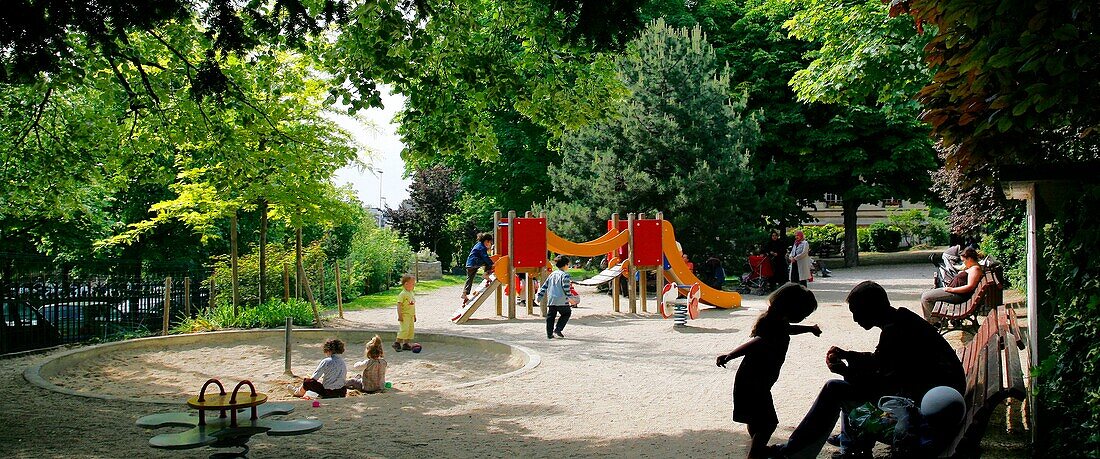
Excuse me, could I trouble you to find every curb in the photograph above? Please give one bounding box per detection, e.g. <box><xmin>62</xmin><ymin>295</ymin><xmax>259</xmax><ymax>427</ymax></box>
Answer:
<box><xmin>23</xmin><ymin>329</ymin><xmax>540</xmax><ymax>405</ymax></box>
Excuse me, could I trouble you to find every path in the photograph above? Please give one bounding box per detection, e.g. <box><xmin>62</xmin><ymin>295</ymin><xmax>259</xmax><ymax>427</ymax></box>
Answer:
<box><xmin>0</xmin><ymin>264</ymin><xmax>1026</xmax><ymax>458</ymax></box>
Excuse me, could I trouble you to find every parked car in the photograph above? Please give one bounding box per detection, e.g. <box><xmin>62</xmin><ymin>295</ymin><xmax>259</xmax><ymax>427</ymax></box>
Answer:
<box><xmin>38</xmin><ymin>302</ymin><xmax>126</xmax><ymax>343</ymax></box>
<box><xmin>1</xmin><ymin>299</ymin><xmax>61</xmax><ymax>354</ymax></box>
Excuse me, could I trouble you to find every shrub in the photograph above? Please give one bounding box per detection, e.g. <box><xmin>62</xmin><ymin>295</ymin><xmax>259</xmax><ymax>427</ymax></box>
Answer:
<box><xmin>207</xmin><ymin>241</ymin><xmax>346</xmax><ymax>308</ymax></box>
<box><xmin>857</xmin><ymin>226</ymin><xmax>873</xmax><ymax>251</ymax></box>
<box><xmin>866</xmin><ymin>222</ymin><xmax>901</xmax><ymax>252</ymax></box>
<box><xmin>887</xmin><ymin>208</ymin><xmax>951</xmax><ymax>247</ymax></box>
<box><xmin>1034</xmin><ymin>186</ymin><xmax>1100</xmax><ymax>457</ymax></box>
<box><xmin>792</xmin><ymin>224</ymin><xmax>844</xmax><ymax>256</ymax></box>
<box><xmin>980</xmin><ymin>206</ymin><xmax>1026</xmax><ymax>290</ymax></box>
<box><xmin>172</xmin><ymin>299</ymin><xmax>315</xmax><ymax>333</ymax></box>
<box><xmin>346</xmin><ymin>223</ymin><xmax>413</xmax><ymax>295</ymax></box>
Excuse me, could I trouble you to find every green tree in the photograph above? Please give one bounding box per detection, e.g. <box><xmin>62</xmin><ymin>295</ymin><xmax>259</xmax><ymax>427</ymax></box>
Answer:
<box><xmin>384</xmin><ymin>165</ymin><xmax>461</xmax><ymax>269</ymax></box>
<box><xmin>552</xmin><ymin>19</ymin><xmax>760</xmax><ymax>258</ymax></box>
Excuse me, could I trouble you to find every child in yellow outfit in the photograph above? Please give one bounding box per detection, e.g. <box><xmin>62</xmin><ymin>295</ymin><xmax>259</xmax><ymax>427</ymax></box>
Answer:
<box><xmin>393</xmin><ymin>274</ymin><xmax>416</xmax><ymax>352</ymax></box>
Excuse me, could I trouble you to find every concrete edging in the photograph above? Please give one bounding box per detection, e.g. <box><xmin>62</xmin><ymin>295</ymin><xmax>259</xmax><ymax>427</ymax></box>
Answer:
<box><xmin>23</xmin><ymin>328</ymin><xmax>540</xmax><ymax>405</ymax></box>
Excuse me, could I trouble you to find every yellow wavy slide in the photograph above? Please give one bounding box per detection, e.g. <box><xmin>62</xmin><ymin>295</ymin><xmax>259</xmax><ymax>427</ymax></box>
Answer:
<box><xmin>546</xmin><ymin>229</ymin><xmax>630</xmax><ymax>257</ymax></box>
<box><xmin>661</xmin><ymin>220</ymin><xmax>742</xmax><ymax>308</ymax></box>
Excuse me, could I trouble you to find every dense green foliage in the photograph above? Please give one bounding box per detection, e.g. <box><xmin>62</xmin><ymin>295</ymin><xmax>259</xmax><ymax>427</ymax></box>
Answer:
<box><xmin>889</xmin><ymin>0</ymin><xmax>1100</xmax><ymax>171</ymax></box>
<box><xmin>551</xmin><ymin>20</ymin><xmax>760</xmax><ymax>258</ymax></box>
<box><xmin>173</xmin><ymin>299</ymin><xmax>316</xmax><ymax>333</ymax></box>
<box><xmin>384</xmin><ymin>165</ymin><xmax>460</xmax><ymax>269</ymax></box>
<box><xmin>1034</xmin><ymin>186</ymin><xmax>1100</xmax><ymax>457</ymax></box>
<box><xmin>864</xmin><ymin>223</ymin><xmax>902</xmax><ymax>253</ymax></box>
<box><xmin>791</xmin><ymin>224</ymin><xmax>844</xmax><ymax>256</ymax></box>
<box><xmin>887</xmin><ymin>208</ymin><xmax>949</xmax><ymax>247</ymax></box>
<box><xmin>345</xmin><ymin>222</ymin><xmax>414</xmax><ymax>296</ymax></box>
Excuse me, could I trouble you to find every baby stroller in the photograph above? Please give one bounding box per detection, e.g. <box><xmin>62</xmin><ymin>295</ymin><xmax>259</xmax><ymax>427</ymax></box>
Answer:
<box><xmin>738</xmin><ymin>254</ymin><xmax>774</xmax><ymax>295</ymax></box>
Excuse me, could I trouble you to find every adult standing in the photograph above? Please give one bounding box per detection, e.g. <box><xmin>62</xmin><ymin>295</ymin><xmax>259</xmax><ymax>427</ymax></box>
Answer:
<box><xmin>764</xmin><ymin>231</ymin><xmax>788</xmax><ymax>289</ymax></box>
<box><xmin>775</xmin><ymin>281</ymin><xmax>965</xmax><ymax>458</ymax></box>
<box><xmin>920</xmin><ymin>247</ymin><xmax>983</xmax><ymax>320</ymax></box>
<box><xmin>788</xmin><ymin>230</ymin><xmax>811</xmax><ymax>287</ymax></box>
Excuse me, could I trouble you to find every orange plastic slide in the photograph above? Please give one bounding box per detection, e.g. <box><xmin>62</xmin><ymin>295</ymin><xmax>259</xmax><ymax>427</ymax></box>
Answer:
<box><xmin>546</xmin><ymin>229</ymin><xmax>630</xmax><ymax>257</ymax></box>
<box><xmin>660</xmin><ymin>220</ymin><xmax>742</xmax><ymax>308</ymax></box>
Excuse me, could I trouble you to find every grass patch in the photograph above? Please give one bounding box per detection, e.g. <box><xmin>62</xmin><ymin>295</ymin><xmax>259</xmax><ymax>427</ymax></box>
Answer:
<box><xmin>340</xmin><ymin>275</ymin><xmax>466</xmax><ymax>311</ymax></box>
<box><xmin>567</xmin><ymin>267</ymin><xmax>599</xmax><ymax>281</ymax></box>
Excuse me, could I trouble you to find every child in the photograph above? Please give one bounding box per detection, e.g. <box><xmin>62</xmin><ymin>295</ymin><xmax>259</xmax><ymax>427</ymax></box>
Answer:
<box><xmin>393</xmin><ymin>274</ymin><xmax>416</xmax><ymax>352</ymax></box>
<box><xmin>462</xmin><ymin>232</ymin><xmax>495</xmax><ymax>303</ymax></box>
<box><xmin>537</xmin><ymin>255</ymin><xmax>578</xmax><ymax>339</ymax></box>
<box><xmin>716</xmin><ymin>283</ymin><xmax>821</xmax><ymax>458</ymax></box>
<box><xmin>293</xmin><ymin>338</ymin><xmax>348</xmax><ymax>399</ymax></box>
<box><xmin>346</xmin><ymin>335</ymin><xmax>388</xmax><ymax>393</ymax></box>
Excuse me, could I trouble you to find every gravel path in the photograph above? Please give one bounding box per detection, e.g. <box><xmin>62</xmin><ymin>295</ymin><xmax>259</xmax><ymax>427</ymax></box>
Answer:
<box><xmin>0</xmin><ymin>263</ymin><xmax>1026</xmax><ymax>458</ymax></box>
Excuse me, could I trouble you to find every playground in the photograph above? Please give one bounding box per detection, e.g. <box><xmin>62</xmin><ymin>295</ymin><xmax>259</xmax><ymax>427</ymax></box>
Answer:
<box><xmin>0</xmin><ymin>262</ymin><xmax>1027</xmax><ymax>458</ymax></box>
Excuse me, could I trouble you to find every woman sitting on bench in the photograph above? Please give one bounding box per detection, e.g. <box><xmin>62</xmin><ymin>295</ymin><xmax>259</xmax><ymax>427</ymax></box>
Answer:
<box><xmin>920</xmin><ymin>247</ymin><xmax>983</xmax><ymax>320</ymax></box>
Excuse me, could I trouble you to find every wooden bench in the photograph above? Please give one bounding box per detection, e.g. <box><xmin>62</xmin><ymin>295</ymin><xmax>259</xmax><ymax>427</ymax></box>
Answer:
<box><xmin>945</xmin><ymin>304</ymin><xmax>1027</xmax><ymax>458</ymax></box>
<box><xmin>930</xmin><ymin>270</ymin><xmax>1003</xmax><ymax>335</ymax></box>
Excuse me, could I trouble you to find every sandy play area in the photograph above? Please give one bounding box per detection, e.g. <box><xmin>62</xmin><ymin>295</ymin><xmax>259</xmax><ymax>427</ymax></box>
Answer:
<box><xmin>0</xmin><ymin>263</ymin><xmax>1028</xmax><ymax>458</ymax></box>
<box><xmin>44</xmin><ymin>334</ymin><xmax>527</xmax><ymax>401</ymax></box>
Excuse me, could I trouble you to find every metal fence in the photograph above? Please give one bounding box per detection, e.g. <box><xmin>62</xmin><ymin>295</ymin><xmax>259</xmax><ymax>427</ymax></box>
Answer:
<box><xmin>1</xmin><ymin>277</ymin><xmax>208</xmax><ymax>354</ymax></box>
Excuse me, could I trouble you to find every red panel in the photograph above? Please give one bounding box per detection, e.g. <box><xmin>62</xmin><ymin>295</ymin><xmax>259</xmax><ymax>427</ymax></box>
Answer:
<box><xmin>633</xmin><ymin>219</ymin><xmax>663</xmax><ymax>266</ymax></box>
<box><xmin>511</xmin><ymin>218</ymin><xmax>547</xmax><ymax>268</ymax></box>
<box><xmin>495</xmin><ymin>219</ymin><xmax>509</xmax><ymax>256</ymax></box>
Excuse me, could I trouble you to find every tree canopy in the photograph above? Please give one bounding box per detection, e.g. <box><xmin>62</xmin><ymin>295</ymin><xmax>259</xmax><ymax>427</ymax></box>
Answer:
<box><xmin>551</xmin><ymin>19</ymin><xmax>760</xmax><ymax>258</ymax></box>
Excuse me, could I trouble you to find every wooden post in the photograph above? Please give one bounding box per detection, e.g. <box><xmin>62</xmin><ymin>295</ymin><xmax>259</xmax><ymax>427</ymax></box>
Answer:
<box><xmin>184</xmin><ymin>277</ymin><xmax>191</xmax><ymax>317</ymax></box>
<box><xmin>230</xmin><ymin>212</ymin><xmax>239</xmax><ymax>316</ymax></box>
<box><xmin>284</xmin><ymin>318</ymin><xmax>293</xmax><ymax>376</ymax></box>
<box><xmin>627</xmin><ymin>213</ymin><xmax>637</xmax><ymax>313</ymax></box>
<box><xmin>493</xmin><ymin>211</ymin><xmax>503</xmax><ymax>317</ymax></box>
<box><xmin>539</xmin><ymin>211</ymin><xmax>549</xmax><ymax>317</ymax></box>
<box><xmin>283</xmin><ymin>262</ymin><xmax>290</xmax><ymax>303</ymax></box>
<box><xmin>524</xmin><ymin>211</ymin><xmax>534</xmax><ymax>315</ymax></box>
<box><xmin>259</xmin><ymin>199</ymin><xmax>268</xmax><ymax>304</ymax></box>
<box><xmin>335</xmin><ymin>262</ymin><xmax>344</xmax><ymax>319</ymax></box>
<box><xmin>297</xmin><ymin>255</ymin><xmax>322</xmax><ymax>326</ymax></box>
<box><xmin>638</xmin><ymin>213</ymin><xmax>647</xmax><ymax>313</ymax></box>
<box><xmin>162</xmin><ymin>277</ymin><xmax>172</xmax><ymax>336</ymax></box>
<box><xmin>656</xmin><ymin>212</ymin><xmax>665</xmax><ymax>312</ymax></box>
<box><xmin>318</xmin><ymin>261</ymin><xmax>324</xmax><ymax>306</ymax></box>
<box><xmin>611</xmin><ymin>213</ymin><xmax>621</xmax><ymax>313</ymax></box>
<box><xmin>507</xmin><ymin>210</ymin><xmax>516</xmax><ymax>319</ymax></box>
<box><xmin>295</xmin><ymin>228</ymin><xmax>303</xmax><ymax>300</ymax></box>
<box><xmin>209</xmin><ymin>266</ymin><xmax>216</xmax><ymax>309</ymax></box>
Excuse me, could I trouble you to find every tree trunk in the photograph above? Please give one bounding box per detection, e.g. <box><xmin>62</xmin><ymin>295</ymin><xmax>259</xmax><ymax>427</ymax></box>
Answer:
<box><xmin>295</xmin><ymin>227</ymin><xmax>303</xmax><ymax>300</ymax></box>
<box><xmin>843</xmin><ymin>199</ymin><xmax>860</xmax><ymax>268</ymax></box>
<box><xmin>231</xmin><ymin>212</ymin><xmax>240</xmax><ymax>316</ymax></box>
<box><xmin>258</xmin><ymin>199</ymin><xmax>268</xmax><ymax>305</ymax></box>
<box><xmin>296</xmin><ymin>229</ymin><xmax>322</xmax><ymax>326</ymax></box>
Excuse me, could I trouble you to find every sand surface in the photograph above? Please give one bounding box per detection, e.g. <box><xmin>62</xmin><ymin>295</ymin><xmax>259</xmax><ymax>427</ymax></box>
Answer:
<box><xmin>0</xmin><ymin>263</ymin><xmax>1028</xmax><ymax>458</ymax></box>
<box><xmin>50</xmin><ymin>336</ymin><xmax>525</xmax><ymax>401</ymax></box>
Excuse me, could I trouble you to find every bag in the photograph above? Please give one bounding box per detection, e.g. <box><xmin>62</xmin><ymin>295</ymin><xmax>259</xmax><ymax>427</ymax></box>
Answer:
<box><xmin>947</xmin><ymin>271</ymin><xmax>968</xmax><ymax>288</ymax></box>
<box><xmin>567</xmin><ymin>283</ymin><xmax>580</xmax><ymax>306</ymax></box>
<box><xmin>846</xmin><ymin>397</ymin><xmax>921</xmax><ymax>448</ymax></box>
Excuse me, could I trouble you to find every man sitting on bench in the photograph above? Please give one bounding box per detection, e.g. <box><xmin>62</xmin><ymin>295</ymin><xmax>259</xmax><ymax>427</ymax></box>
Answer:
<box><xmin>774</xmin><ymin>281</ymin><xmax>965</xmax><ymax>458</ymax></box>
<box><xmin>920</xmin><ymin>247</ymin><xmax>984</xmax><ymax>321</ymax></box>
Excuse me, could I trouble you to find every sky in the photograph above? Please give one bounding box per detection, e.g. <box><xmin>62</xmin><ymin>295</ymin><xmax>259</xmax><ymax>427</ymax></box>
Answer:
<box><xmin>329</xmin><ymin>87</ymin><xmax>412</xmax><ymax>210</ymax></box>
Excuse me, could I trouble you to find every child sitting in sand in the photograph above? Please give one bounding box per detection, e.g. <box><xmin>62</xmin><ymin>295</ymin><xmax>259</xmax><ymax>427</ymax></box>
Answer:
<box><xmin>716</xmin><ymin>283</ymin><xmax>821</xmax><ymax>459</ymax></box>
<box><xmin>293</xmin><ymin>338</ymin><xmax>348</xmax><ymax>399</ymax></box>
<box><xmin>394</xmin><ymin>274</ymin><xmax>417</xmax><ymax>352</ymax></box>
<box><xmin>346</xmin><ymin>335</ymin><xmax>388</xmax><ymax>393</ymax></box>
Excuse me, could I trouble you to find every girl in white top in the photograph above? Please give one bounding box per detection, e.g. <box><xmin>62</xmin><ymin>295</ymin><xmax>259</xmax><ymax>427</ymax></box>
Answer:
<box><xmin>293</xmin><ymin>338</ymin><xmax>348</xmax><ymax>398</ymax></box>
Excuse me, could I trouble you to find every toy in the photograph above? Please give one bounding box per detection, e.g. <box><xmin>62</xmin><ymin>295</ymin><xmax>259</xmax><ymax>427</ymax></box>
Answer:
<box><xmin>137</xmin><ymin>378</ymin><xmax>321</xmax><ymax>457</ymax></box>
<box><xmin>659</xmin><ymin>283</ymin><xmax>702</xmax><ymax>327</ymax></box>
<box><xmin>411</xmin><ymin>343</ymin><xmax>422</xmax><ymax>353</ymax></box>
